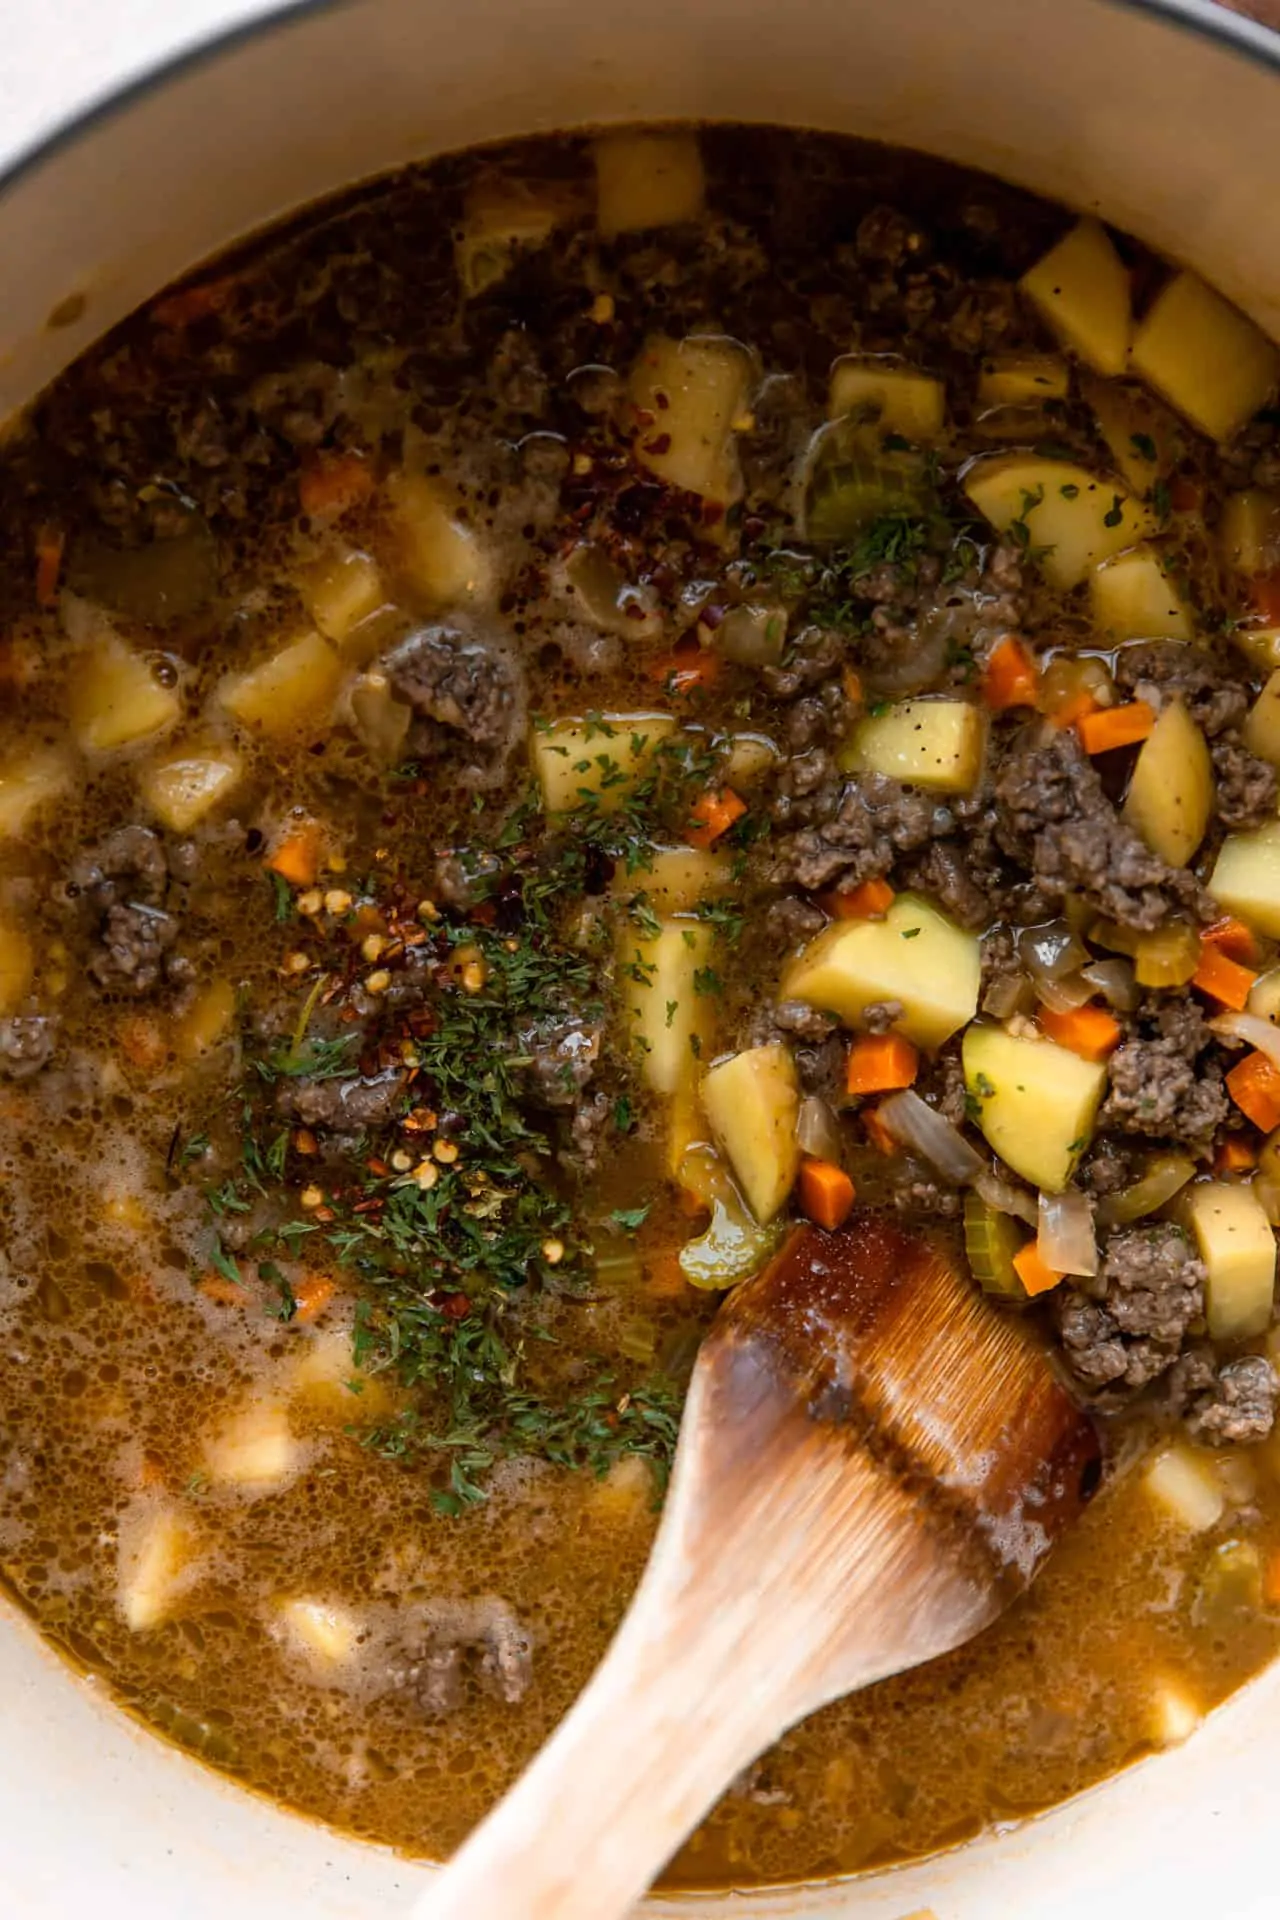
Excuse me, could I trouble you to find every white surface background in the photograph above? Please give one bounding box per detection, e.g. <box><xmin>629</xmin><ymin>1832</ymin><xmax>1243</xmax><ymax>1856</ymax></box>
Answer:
<box><xmin>0</xmin><ymin>0</ymin><xmax>286</xmax><ymax>172</ymax></box>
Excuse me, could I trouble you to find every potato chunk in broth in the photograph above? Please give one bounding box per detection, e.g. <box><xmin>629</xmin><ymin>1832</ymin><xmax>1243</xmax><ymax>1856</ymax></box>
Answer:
<box><xmin>2</xmin><ymin>125</ymin><xmax>1280</xmax><ymax>1889</ymax></box>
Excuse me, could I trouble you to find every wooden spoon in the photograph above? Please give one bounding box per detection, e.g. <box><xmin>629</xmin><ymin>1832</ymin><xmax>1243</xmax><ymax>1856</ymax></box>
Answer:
<box><xmin>415</xmin><ymin>1209</ymin><xmax>1101</xmax><ymax>1920</ymax></box>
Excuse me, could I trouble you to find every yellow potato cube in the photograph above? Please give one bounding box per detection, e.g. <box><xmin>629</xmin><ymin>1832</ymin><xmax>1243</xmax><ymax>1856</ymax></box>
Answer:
<box><xmin>1219</xmin><ymin>488</ymin><xmax>1280</xmax><ymax>575</ymax></box>
<box><xmin>1142</xmin><ymin>1446</ymin><xmax>1225</xmax><ymax>1533</ymax></box>
<box><xmin>290</xmin><ymin>1328</ymin><xmax>394</xmax><ymax>1421</ymax></box>
<box><xmin>276</xmin><ymin>1596</ymin><xmax>362</xmax><ymax>1669</ymax></box>
<box><xmin>1081</xmin><ymin>373</ymin><xmax>1181</xmax><ymax>496</ymax></box>
<box><xmin>614</xmin><ymin>845</ymin><xmax>730</xmax><ymax>914</ymax></box>
<box><xmin>0</xmin><ymin>746</ymin><xmax>75</xmax><ymax>840</ymax></box>
<box><xmin>827</xmin><ymin>358</ymin><xmax>946</xmax><ymax>440</ymax></box>
<box><xmin>203</xmin><ymin>1400</ymin><xmax>300</xmax><ymax>1490</ymax></box>
<box><xmin>1130</xmin><ymin>270</ymin><xmax>1280</xmax><ymax>441</ymax></box>
<box><xmin>1089</xmin><ymin>547</ymin><xmax>1192</xmax><ymax>641</ymax></box>
<box><xmin>118</xmin><ymin>1504</ymin><xmax>199</xmax><ymax>1631</ymax></box>
<box><xmin>70</xmin><ymin>634</ymin><xmax>180</xmax><ymax>753</ymax></box>
<box><xmin>962</xmin><ymin>1025</ymin><xmax>1106</xmax><ymax>1192</ymax></box>
<box><xmin>594</xmin><ymin>130</ymin><xmax>705</xmax><ymax>237</ymax></box>
<box><xmin>1020</xmin><ymin>218</ymin><xmax>1132</xmax><ymax>375</ymax></box>
<box><xmin>701</xmin><ymin>1043</ymin><xmax>801</xmax><ymax>1225</ymax></box>
<box><xmin>1209</xmin><ymin>822</ymin><xmax>1280</xmax><ymax>937</ymax></box>
<box><xmin>532</xmin><ymin>713</ymin><xmax>677</xmax><ymax>813</ymax></box>
<box><xmin>1183</xmin><ymin>1181</ymin><xmax>1276</xmax><ymax>1341</ymax></box>
<box><xmin>841</xmin><ymin>698</ymin><xmax>986</xmax><ymax>794</ymax></box>
<box><xmin>140</xmin><ymin>745</ymin><xmax>243</xmax><ymax>831</ymax></box>
<box><xmin>781</xmin><ymin>894</ymin><xmax>979</xmax><ymax>1052</ymax></box>
<box><xmin>628</xmin><ymin>335</ymin><xmax>752</xmax><ymax>503</ymax></box>
<box><xmin>619</xmin><ymin>916</ymin><xmax>715</xmax><ymax>1097</ymax></box>
<box><xmin>1244</xmin><ymin>671</ymin><xmax>1280</xmax><ymax>769</ymax></box>
<box><xmin>964</xmin><ymin>455</ymin><xmax>1155</xmax><ymax>589</ymax></box>
<box><xmin>386</xmin><ymin>475</ymin><xmax>490</xmax><ymax>608</ymax></box>
<box><xmin>301</xmin><ymin>547</ymin><xmax>394</xmax><ymax>657</ymax></box>
<box><xmin>219</xmin><ymin>631</ymin><xmax>343</xmax><ymax>738</ymax></box>
<box><xmin>977</xmin><ymin>354</ymin><xmax>1070</xmax><ymax>406</ymax></box>
<box><xmin>1147</xmin><ymin>1676</ymin><xmax>1204</xmax><ymax>1749</ymax></box>
<box><xmin>1123</xmin><ymin>698</ymin><xmax>1214</xmax><ymax>866</ymax></box>
<box><xmin>175</xmin><ymin>978</ymin><xmax>236</xmax><ymax>1060</ymax></box>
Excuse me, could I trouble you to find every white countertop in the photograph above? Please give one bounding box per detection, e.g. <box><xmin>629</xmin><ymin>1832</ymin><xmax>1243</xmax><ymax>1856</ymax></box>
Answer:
<box><xmin>0</xmin><ymin>0</ymin><xmax>285</xmax><ymax>174</ymax></box>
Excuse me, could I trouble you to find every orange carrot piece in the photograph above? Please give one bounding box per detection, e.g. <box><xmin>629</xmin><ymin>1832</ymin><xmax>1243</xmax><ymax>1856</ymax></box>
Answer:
<box><xmin>644</xmin><ymin>649</ymin><xmax>722</xmax><ymax>696</ymax></box>
<box><xmin>1077</xmin><ymin>699</ymin><xmax>1156</xmax><ymax>756</ymax></box>
<box><xmin>199</xmin><ymin>1274</ymin><xmax>251</xmax><ymax>1307</ymax></box>
<box><xmin>1191</xmin><ymin>943</ymin><xmax>1258</xmax><ymax>1012</ymax></box>
<box><xmin>266</xmin><ymin>821</ymin><xmax>324</xmax><ymax>888</ymax></box>
<box><xmin>826</xmin><ymin>876</ymin><xmax>895</xmax><ymax>921</ymax></box>
<box><xmin>982</xmin><ymin>635</ymin><xmax>1041</xmax><ymax>712</ymax></box>
<box><xmin>298</xmin><ymin>450</ymin><xmax>375</xmax><ymax>520</ymax></box>
<box><xmin>34</xmin><ymin>526</ymin><xmax>65</xmax><ymax>609</ymax></box>
<box><xmin>1214</xmin><ymin>1134</ymin><xmax>1259</xmax><ymax>1174</ymax></box>
<box><xmin>1037</xmin><ymin>1004</ymin><xmax>1122</xmax><ymax>1062</ymax></box>
<box><xmin>842</xmin><ymin>666</ymin><xmax>864</xmax><ymax>706</ymax></box>
<box><xmin>1014</xmin><ymin>1241</ymin><xmax>1065</xmax><ymax>1298</ymax></box>
<box><xmin>1264</xmin><ymin>1547</ymin><xmax>1280</xmax><ymax>1609</ymax></box>
<box><xmin>1226</xmin><ymin>1050</ymin><xmax>1280</xmax><ymax>1133</ymax></box>
<box><xmin>1201</xmin><ymin>916</ymin><xmax>1262</xmax><ymax>966</ymax></box>
<box><xmin>862</xmin><ymin>1105</ymin><xmax>900</xmax><ymax>1156</ymax></box>
<box><xmin>1250</xmin><ymin>571</ymin><xmax>1280</xmax><ymax>626</ymax></box>
<box><xmin>798</xmin><ymin>1158</ymin><xmax>857</xmax><ymax>1233</ymax></box>
<box><xmin>117</xmin><ymin>1014</ymin><xmax>168</xmax><ymax>1073</ymax></box>
<box><xmin>846</xmin><ymin>1032</ymin><xmax>920</xmax><ymax>1097</ymax></box>
<box><xmin>686</xmin><ymin>786</ymin><xmax>747</xmax><ymax>850</ymax></box>
<box><xmin>293</xmin><ymin>1276</ymin><xmax>337</xmax><ymax>1325</ymax></box>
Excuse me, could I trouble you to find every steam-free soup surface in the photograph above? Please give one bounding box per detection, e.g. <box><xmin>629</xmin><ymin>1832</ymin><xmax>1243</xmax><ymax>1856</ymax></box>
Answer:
<box><xmin>3</xmin><ymin>126</ymin><xmax>1280</xmax><ymax>1887</ymax></box>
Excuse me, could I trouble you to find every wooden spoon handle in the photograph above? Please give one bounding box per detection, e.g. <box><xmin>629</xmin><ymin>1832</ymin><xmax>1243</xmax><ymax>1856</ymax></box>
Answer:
<box><xmin>411</xmin><ymin>1578</ymin><xmax>781</xmax><ymax>1920</ymax></box>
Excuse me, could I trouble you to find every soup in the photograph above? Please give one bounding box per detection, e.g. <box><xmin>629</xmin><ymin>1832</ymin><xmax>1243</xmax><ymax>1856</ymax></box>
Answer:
<box><xmin>1</xmin><ymin>124</ymin><xmax>1280</xmax><ymax>1890</ymax></box>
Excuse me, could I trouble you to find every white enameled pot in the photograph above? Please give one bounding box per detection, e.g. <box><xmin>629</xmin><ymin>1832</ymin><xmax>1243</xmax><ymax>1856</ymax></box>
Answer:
<box><xmin>2</xmin><ymin>2</ymin><xmax>1279</xmax><ymax>1913</ymax></box>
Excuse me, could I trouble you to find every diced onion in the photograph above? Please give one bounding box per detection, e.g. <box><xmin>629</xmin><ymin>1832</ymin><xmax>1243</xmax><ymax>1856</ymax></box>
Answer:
<box><xmin>795</xmin><ymin>1095</ymin><xmax>843</xmax><ymax>1164</ymax></box>
<box><xmin>1209</xmin><ymin>1010</ymin><xmax>1280</xmax><ymax>1071</ymax></box>
<box><xmin>1017</xmin><ymin>922</ymin><xmax>1087</xmax><ymax>983</ymax></box>
<box><xmin>974</xmin><ymin>1167</ymin><xmax>1039</xmax><ymax>1227</ymax></box>
<box><xmin>1080</xmin><ymin>957</ymin><xmax>1139</xmax><ymax>1012</ymax></box>
<box><xmin>877</xmin><ymin>1089</ymin><xmax>985</xmax><ymax>1185</ymax></box>
<box><xmin>982</xmin><ymin>971</ymin><xmax>1029</xmax><ymax>1019</ymax></box>
<box><xmin>1037</xmin><ymin>1189</ymin><xmax>1098</xmax><ymax>1277</ymax></box>
<box><xmin>1035</xmin><ymin>970</ymin><xmax>1095</xmax><ymax>1014</ymax></box>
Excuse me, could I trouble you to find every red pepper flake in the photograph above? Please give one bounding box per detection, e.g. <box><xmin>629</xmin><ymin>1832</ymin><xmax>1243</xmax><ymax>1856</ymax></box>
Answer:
<box><xmin>641</xmin><ymin>433</ymin><xmax>673</xmax><ymax>457</ymax></box>
<box><xmin>366</xmin><ymin>1157</ymin><xmax>389</xmax><ymax>1177</ymax></box>
<box><xmin>440</xmin><ymin>1292</ymin><xmax>471</xmax><ymax>1320</ymax></box>
<box><xmin>312</xmin><ymin>1206</ymin><xmax>336</xmax><ymax>1225</ymax></box>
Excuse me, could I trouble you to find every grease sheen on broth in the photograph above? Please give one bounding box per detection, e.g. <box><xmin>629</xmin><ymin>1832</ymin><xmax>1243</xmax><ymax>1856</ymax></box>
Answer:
<box><xmin>0</xmin><ymin>125</ymin><xmax>1279</xmax><ymax>1890</ymax></box>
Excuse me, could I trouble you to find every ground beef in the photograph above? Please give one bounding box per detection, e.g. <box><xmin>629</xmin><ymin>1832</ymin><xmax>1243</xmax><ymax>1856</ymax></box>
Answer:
<box><xmin>1054</xmin><ymin>1224</ymin><xmax>1205</xmax><ymax>1396</ymax></box>
<box><xmin>1102</xmin><ymin>998</ymin><xmax>1228</xmax><ymax>1146</ymax></box>
<box><xmin>771</xmin><ymin>771</ymin><xmax>951</xmax><ymax>892</ymax></box>
<box><xmin>1211</xmin><ymin>735</ymin><xmax>1278</xmax><ymax>828</ymax></box>
<box><xmin>1175</xmin><ymin>1351</ymin><xmax>1280</xmax><ymax>1444</ymax></box>
<box><xmin>890</xmin><ymin>1163</ymin><xmax>963</xmax><ymax>1219</ymax></box>
<box><xmin>993</xmin><ymin>726</ymin><xmax>1208</xmax><ymax>930</ymax></box>
<box><xmin>384</xmin><ymin>1597</ymin><xmax>533</xmax><ymax>1715</ymax></box>
<box><xmin>760</xmin><ymin>626</ymin><xmax>846</xmax><ymax>701</ymax></box>
<box><xmin>1114</xmin><ymin>640</ymin><xmax>1247</xmax><ymax>738</ymax></box>
<box><xmin>793</xmin><ymin>1033</ymin><xmax>847</xmax><ymax>1105</ymax></box>
<box><xmin>519</xmin><ymin>1015</ymin><xmax>602</xmax><ymax>1109</ymax></box>
<box><xmin>432</xmin><ymin>848</ymin><xmax>502</xmax><ymax>911</ymax></box>
<box><xmin>0</xmin><ymin>1016</ymin><xmax>55</xmax><ymax>1078</ymax></box>
<box><xmin>764</xmin><ymin>895</ymin><xmax>827</xmax><ymax>948</ymax></box>
<box><xmin>861</xmin><ymin>999</ymin><xmax>904</xmax><ymax>1036</ymax></box>
<box><xmin>275</xmin><ymin>1070</ymin><xmax>404</xmax><ymax>1132</ymax></box>
<box><xmin>67</xmin><ymin>825</ymin><xmax>184</xmax><ymax>996</ymax></box>
<box><xmin>901</xmin><ymin>838</ymin><xmax>991</xmax><ymax>929</ymax></box>
<box><xmin>385</xmin><ymin>618</ymin><xmax>526</xmax><ymax>779</ymax></box>
<box><xmin>561</xmin><ymin>1088</ymin><xmax>612</xmax><ymax>1178</ymax></box>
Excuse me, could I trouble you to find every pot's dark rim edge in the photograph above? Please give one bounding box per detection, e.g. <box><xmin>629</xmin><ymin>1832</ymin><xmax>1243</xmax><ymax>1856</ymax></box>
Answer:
<box><xmin>0</xmin><ymin>0</ymin><xmax>1279</xmax><ymax>222</ymax></box>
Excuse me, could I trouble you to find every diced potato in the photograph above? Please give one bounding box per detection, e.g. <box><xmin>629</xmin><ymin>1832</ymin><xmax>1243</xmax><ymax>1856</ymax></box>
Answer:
<box><xmin>978</xmin><ymin>354</ymin><xmax>1070</xmax><ymax>406</ymax></box>
<box><xmin>175</xmin><ymin>978</ymin><xmax>235</xmax><ymax>1060</ymax></box>
<box><xmin>386</xmin><ymin>474</ymin><xmax>490</xmax><ymax>608</ymax></box>
<box><xmin>827</xmin><ymin>357</ymin><xmax>946</xmax><ymax>441</ymax></box>
<box><xmin>628</xmin><ymin>335</ymin><xmax>752</xmax><ymax>504</ymax></box>
<box><xmin>0</xmin><ymin>746</ymin><xmax>75</xmax><ymax>840</ymax></box>
<box><xmin>964</xmin><ymin>456</ymin><xmax>1155</xmax><ymax>589</ymax></box>
<box><xmin>722</xmin><ymin>732</ymin><xmax>778</xmax><ymax>788</ymax></box>
<box><xmin>301</xmin><ymin>548</ymin><xmax>394</xmax><ymax>658</ymax></box>
<box><xmin>962</xmin><ymin>1025</ymin><xmax>1106</xmax><ymax>1192</ymax></box>
<box><xmin>1244</xmin><ymin>670</ymin><xmax>1280</xmax><ymax>769</ymax></box>
<box><xmin>118</xmin><ymin>1504</ymin><xmax>199</xmax><ymax>1631</ymax></box>
<box><xmin>203</xmin><ymin>1399</ymin><xmax>300</xmax><ymax>1490</ymax></box>
<box><xmin>1089</xmin><ymin>547</ymin><xmax>1192</xmax><ymax>641</ymax></box>
<box><xmin>219</xmin><ymin>631</ymin><xmax>343</xmax><ymax>738</ymax></box>
<box><xmin>781</xmin><ymin>894</ymin><xmax>980</xmax><ymax>1051</ymax></box>
<box><xmin>1209</xmin><ymin>822</ymin><xmax>1280</xmax><ymax>937</ymax></box>
<box><xmin>0</xmin><ymin>924</ymin><xmax>33</xmax><ymax>1017</ymax></box>
<box><xmin>69</xmin><ymin>634</ymin><xmax>180</xmax><ymax>753</ymax></box>
<box><xmin>1183</xmin><ymin>1181</ymin><xmax>1276</xmax><ymax>1341</ymax></box>
<box><xmin>619</xmin><ymin>916</ymin><xmax>715</xmax><ymax>1097</ymax></box>
<box><xmin>1123</xmin><ymin>698</ymin><xmax>1214</xmax><ymax>867</ymax></box>
<box><xmin>1231</xmin><ymin>624</ymin><xmax>1280</xmax><ymax>676</ymax></box>
<box><xmin>290</xmin><ymin>1328</ymin><xmax>394</xmax><ymax>1421</ymax></box>
<box><xmin>532</xmin><ymin>713</ymin><xmax>677</xmax><ymax>813</ymax></box>
<box><xmin>348</xmin><ymin>672</ymin><xmax>412</xmax><ymax>764</ymax></box>
<box><xmin>1142</xmin><ymin>1446</ymin><xmax>1225</xmax><ymax>1532</ymax></box>
<box><xmin>1081</xmin><ymin>373</ymin><xmax>1181</xmax><ymax>496</ymax></box>
<box><xmin>139</xmin><ymin>745</ymin><xmax>243</xmax><ymax>831</ymax></box>
<box><xmin>1019</xmin><ymin>218</ymin><xmax>1132</xmax><ymax>375</ymax></box>
<box><xmin>1130</xmin><ymin>270</ymin><xmax>1280</xmax><ymax>441</ymax></box>
<box><xmin>840</xmin><ymin>698</ymin><xmax>986</xmax><ymax>794</ymax></box>
<box><xmin>701</xmin><ymin>1044</ymin><xmax>801</xmax><ymax>1225</ymax></box>
<box><xmin>1146</xmin><ymin>1675</ymin><xmax>1204</xmax><ymax>1749</ymax></box>
<box><xmin>615</xmin><ymin>845</ymin><xmax>730</xmax><ymax>913</ymax></box>
<box><xmin>456</xmin><ymin>172</ymin><xmax>581</xmax><ymax>293</ymax></box>
<box><xmin>1219</xmin><ymin>488</ymin><xmax>1280</xmax><ymax>575</ymax></box>
<box><xmin>587</xmin><ymin>1453</ymin><xmax>655</xmax><ymax>1521</ymax></box>
<box><xmin>594</xmin><ymin>130</ymin><xmax>705</xmax><ymax>237</ymax></box>
<box><xmin>276</xmin><ymin>1596</ymin><xmax>362</xmax><ymax>1669</ymax></box>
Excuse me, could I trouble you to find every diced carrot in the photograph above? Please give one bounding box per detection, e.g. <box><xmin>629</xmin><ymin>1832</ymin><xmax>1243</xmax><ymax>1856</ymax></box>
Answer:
<box><xmin>199</xmin><ymin>1274</ymin><xmax>251</xmax><ymax>1307</ymax></box>
<box><xmin>798</xmin><ymin>1158</ymin><xmax>856</xmax><ymax>1232</ymax></box>
<box><xmin>862</xmin><ymin>1105</ymin><xmax>900</xmax><ymax>1156</ymax></box>
<box><xmin>1036</xmin><ymin>1003</ymin><xmax>1122</xmax><ymax>1062</ymax></box>
<box><xmin>1191</xmin><ymin>942</ymin><xmax>1258</xmax><ymax>1012</ymax></box>
<box><xmin>686</xmin><ymin>786</ymin><xmax>747</xmax><ymax>850</ymax></box>
<box><xmin>293</xmin><ymin>1276</ymin><xmax>337</xmax><ymax>1325</ymax></box>
<box><xmin>266</xmin><ymin>821</ymin><xmax>325</xmax><ymax>888</ymax></box>
<box><xmin>1249</xmin><ymin>570</ymin><xmax>1280</xmax><ymax>626</ymax></box>
<box><xmin>1214</xmin><ymin>1134</ymin><xmax>1258</xmax><ymax>1174</ymax></box>
<box><xmin>982</xmin><ymin>635</ymin><xmax>1041</xmax><ymax>712</ymax></box>
<box><xmin>846</xmin><ymin>1033</ymin><xmax>919</xmax><ymax>1096</ymax></box>
<box><xmin>1168</xmin><ymin>474</ymin><xmax>1202</xmax><ymax>515</ymax></box>
<box><xmin>117</xmin><ymin>1013</ymin><xmax>168</xmax><ymax>1073</ymax></box>
<box><xmin>1077</xmin><ymin>699</ymin><xmax>1156</xmax><ymax>755</ymax></box>
<box><xmin>1050</xmin><ymin>690</ymin><xmax>1102</xmax><ymax>732</ymax></box>
<box><xmin>824</xmin><ymin>876</ymin><xmax>895</xmax><ymax>921</ymax></box>
<box><xmin>1226</xmin><ymin>1049</ymin><xmax>1280</xmax><ymax>1133</ymax></box>
<box><xmin>298</xmin><ymin>450</ymin><xmax>375</xmax><ymax>521</ymax></box>
<box><xmin>34</xmin><ymin>525</ymin><xmax>65</xmax><ymax>608</ymax></box>
<box><xmin>1264</xmin><ymin>1546</ymin><xmax>1280</xmax><ymax>1609</ymax></box>
<box><xmin>1201</xmin><ymin>916</ymin><xmax>1261</xmax><ymax>966</ymax></box>
<box><xmin>1013</xmin><ymin>1240</ymin><xmax>1064</xmax><ymax>1298</ymax></box>
<box><xmin>842</xmin><ymin>666</ymin><xmax>864</xmax><ymax>706</ymax></box>
<box><xmin>151</xmin><ymin>274</ymin><xmax>237</xmax><ymax>328</ymax></box>
<box><xmin>644</xmin><ymin>649</ymin><xmax>722</xmax><ymax>696</ymax></box>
